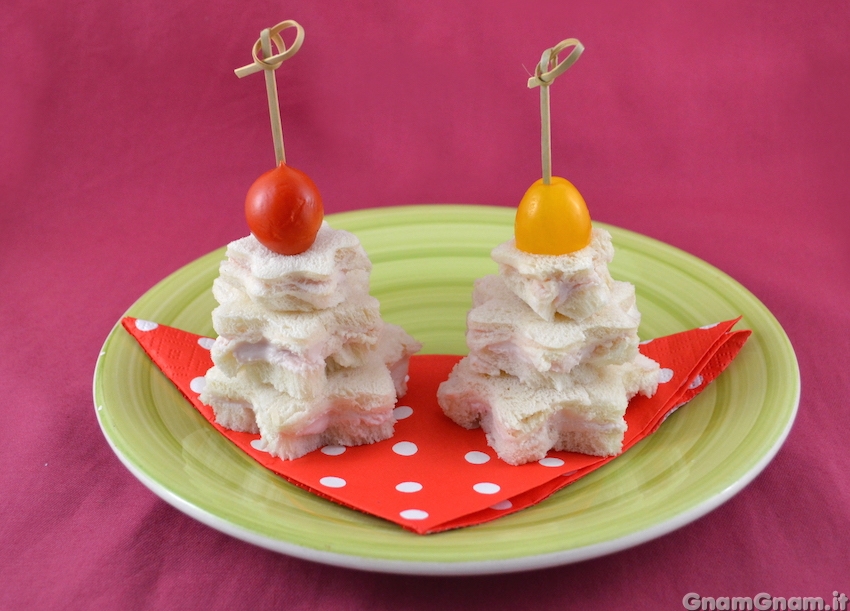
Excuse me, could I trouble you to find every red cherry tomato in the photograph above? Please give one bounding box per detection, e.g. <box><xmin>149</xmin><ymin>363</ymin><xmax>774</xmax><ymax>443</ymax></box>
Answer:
<box><xmin>245</xmin><ymin>162</ymin><xmax>324</xmax><ymax>255</ymax></box>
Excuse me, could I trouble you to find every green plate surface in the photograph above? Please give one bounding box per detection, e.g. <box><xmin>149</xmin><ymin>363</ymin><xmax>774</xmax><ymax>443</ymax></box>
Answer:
<box><xmin>93</xmin><ymin>205</ymin><xmax>799</xmax><ymax>575</ymax></box>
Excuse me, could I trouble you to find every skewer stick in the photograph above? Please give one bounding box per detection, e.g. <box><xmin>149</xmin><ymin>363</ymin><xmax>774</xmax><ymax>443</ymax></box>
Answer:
<box><xmin>527</xmin><ymin>39</ymin><xmax>584</xmax><ymax>185</ymax></box>
<box><xmin>260</xmin><ymin>29</ymin><xmax>285</xmax><ymax>165</ymax></box>
<box><xmin>235</xmin><ymin>20</ymin><xmax>306</xmax><ymax>166</ymax></box>
<box><xmin>539</xmin><ymin>75</ymin><xmax>552</xmax><ymax>185</ymax></box>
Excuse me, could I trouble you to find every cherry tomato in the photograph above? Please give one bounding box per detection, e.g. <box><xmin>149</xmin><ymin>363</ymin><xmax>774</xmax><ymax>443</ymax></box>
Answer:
<box><xmin>515</xmin><ymin>176</ymin><xmax>592</xmax><ymax>255</ymax></box>
<box><xmin>245</xmin><ymin>162</ymin><xmax>324</xmax><ymax>255</ymax></box>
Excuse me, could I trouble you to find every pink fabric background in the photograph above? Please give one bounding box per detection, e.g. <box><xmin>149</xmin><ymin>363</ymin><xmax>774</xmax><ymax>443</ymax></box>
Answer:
<box><xmin>2</xmin><ymin>0</ymin><xmax>848</xmax><ymax>609</ymax></box>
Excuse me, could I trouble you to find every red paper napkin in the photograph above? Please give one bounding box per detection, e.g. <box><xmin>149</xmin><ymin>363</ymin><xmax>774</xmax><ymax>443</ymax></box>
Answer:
<box><xmin>122</xmin><ymin>317</ymin><xmax>749</xmax><ymax>534</ymax></box>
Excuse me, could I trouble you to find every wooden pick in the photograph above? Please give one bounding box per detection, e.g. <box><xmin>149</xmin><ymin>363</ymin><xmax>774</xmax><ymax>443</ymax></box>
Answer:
<box><xmin>527</xmin><ymin>39</ymin><xmax>584</xmax><ymax>185</ymax></box>
<box><xmin>235</xmin><ymin>20</ymin><xmax>306</xmax><ymax>166</ymax></box>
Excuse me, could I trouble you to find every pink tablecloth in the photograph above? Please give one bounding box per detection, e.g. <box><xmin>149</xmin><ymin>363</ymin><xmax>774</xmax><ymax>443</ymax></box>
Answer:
<box><xmin>2</xmin><ymin>1</ymin><xmax>848</xmax><ymax>609</ymax></box>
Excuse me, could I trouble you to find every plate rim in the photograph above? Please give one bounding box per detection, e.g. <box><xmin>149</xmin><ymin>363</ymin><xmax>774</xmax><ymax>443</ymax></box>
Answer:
<box><xmin>93</xmin><ymin>203</ymin><xmax>800</xmax><ymax>575</ymax></box>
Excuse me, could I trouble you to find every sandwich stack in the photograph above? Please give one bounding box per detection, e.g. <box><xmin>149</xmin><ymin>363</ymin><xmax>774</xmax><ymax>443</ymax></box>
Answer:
<box><xmin>438</xmin><ymin>227</ymin><xmax>660</xmax><ymax>465</ymax></box>
<box><xmin>200</xmin><ymin>222</ymin><xmax>421</xmax><ymax>460</ymax></box>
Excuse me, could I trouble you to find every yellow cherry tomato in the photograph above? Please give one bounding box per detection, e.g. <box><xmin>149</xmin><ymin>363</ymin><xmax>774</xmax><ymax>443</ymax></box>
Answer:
<box><xmin>515</xmin><ymin>176</ymin><xmax>592</xmax><ymax>255</ymax></box>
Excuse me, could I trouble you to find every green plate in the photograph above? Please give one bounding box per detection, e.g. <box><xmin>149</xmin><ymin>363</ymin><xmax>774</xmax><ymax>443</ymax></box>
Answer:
<box><xmin>93</xmin><ymin>205</ymin><xmax>799</xmax><ymax>575</ymax></box>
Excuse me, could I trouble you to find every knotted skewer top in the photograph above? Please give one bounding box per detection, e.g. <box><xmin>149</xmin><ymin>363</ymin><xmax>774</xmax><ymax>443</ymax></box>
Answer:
<box><xmin>527</xmin><ymin>38</ymin><xmax>584</xmax><ymax>89</ymax></box>
<box><xmin>235</xmin><ymin>20</ymin><xmax>305</xmax><ymax>77</ymax></box>
<box><xmin>234</xmin><ymin>20</ymin><xmax>305</xmax><ymax>165</ymax></box>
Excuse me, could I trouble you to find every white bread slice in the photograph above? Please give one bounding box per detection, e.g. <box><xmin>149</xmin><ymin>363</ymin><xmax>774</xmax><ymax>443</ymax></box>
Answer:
<box><xmin>209</xmin><ymin>347</ymin><xmax>328</xmax><ymax>401</ymax></box>
<box><xmin>218</xmin><ymin>222</ymin><xmax>372</xmax><ymax>312</ymax></box>
<box><xmin>210</xmin><ymin>282</ymin><xmax>383</xmax><ymax>377</ymax></box>
<box><xmin>490</xmin><ymin>228</ymin><xmax>615</xmax><ymax>322</ymax></box>
<box><xmin>254</xmin><ymin>413</ymin><xmax>396</xmax><ymax>463</ymax></box>
<box><xmin>466</xmin><ymin>275</ymin><xmax>642</xmax><ymax>383</ymax></box>
<box><xmin>437</xmin><ymin>354</ymin><xmax>660</xmax><ymax>465</ymax></box>
<box><xmin>371</xmin><ymin>322</ymin><xmax>422</xmax><ymax>397</ymax></box>
<box><xmin>256</xmin><ymin>353</ymin><xmax>397</xmax><ymax>460</ymax></box>
<box><xmin>201</xmin><ymin>352</ymin><xmax>398</xmax><ymax>460</ymax></box>
<box><xmin>200</xmin><ymin>365</ymin><xmax>260</xmax><ymax>433</ymax></box>
<box><xmin>209</xmin><ymin>320</ymin><xmax>421</xmax><ymax>401</ymax></box>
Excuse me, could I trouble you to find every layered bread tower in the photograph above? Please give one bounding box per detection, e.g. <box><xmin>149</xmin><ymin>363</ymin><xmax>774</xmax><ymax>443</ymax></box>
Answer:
<box><xmin>200</xmin><ymin>222</ymin><xmax>421</xmax><ymax>460</ymax></box>
<box><xmin>438</xmin><ymin>228</ymin><xmax>660</xmax><ymax>465</ymax></box>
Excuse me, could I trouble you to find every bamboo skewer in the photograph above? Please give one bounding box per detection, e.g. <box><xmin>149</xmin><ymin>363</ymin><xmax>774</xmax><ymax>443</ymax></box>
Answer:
<box><xmin>527</xmin><ymin>39</ymin><xmax>584</xmax><ymax>185</ymax></box>
<box><xmin>235</xmin><ymin>20</ymin><xmax>306</xmax><ymax>166</ymax></box>
<box><xmin>539</xmin><ymin>79</ymin><xmax>552</xmax><ymax>185</ymax></box>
